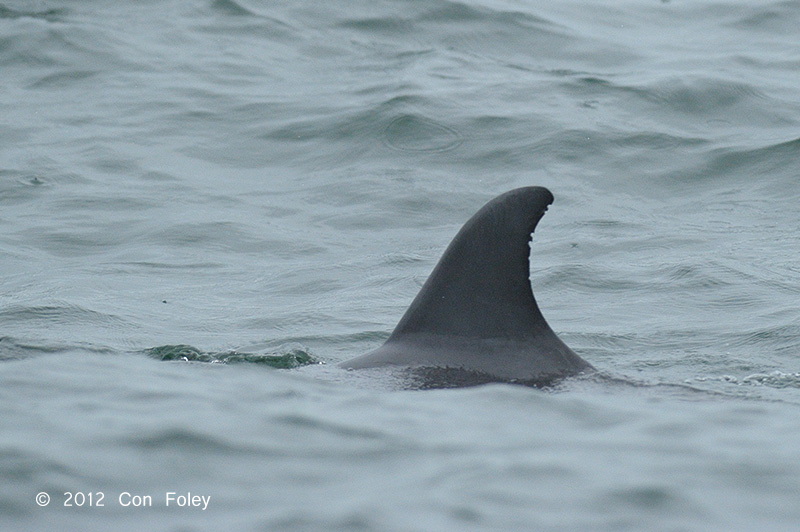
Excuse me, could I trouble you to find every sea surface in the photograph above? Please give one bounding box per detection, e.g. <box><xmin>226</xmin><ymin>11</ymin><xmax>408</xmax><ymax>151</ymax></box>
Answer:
<box><xmin>2</xmin><ymin>0</ymin><xmax>800</xmax><ymax>530</ymax></box>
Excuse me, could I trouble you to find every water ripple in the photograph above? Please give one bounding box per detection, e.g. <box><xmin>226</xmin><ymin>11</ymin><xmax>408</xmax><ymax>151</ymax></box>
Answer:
<box><xmin>0</xmin><ymin>304</ymin><xmax>127</xmax><ymax>327</ymax></box>
<box><xmin>691</xmin><ymin>371</ymin><xmax>800</xmax><ymax>390</ymax></box>
<box><xmin>0</xmin><ymin>4</ymin><xmax>65</xmax><ymax>21</ymax></box>
<box><xmin>382</xmin><ymin>114</ymin><xmax>463</xmax><ymax>153</ymax></box>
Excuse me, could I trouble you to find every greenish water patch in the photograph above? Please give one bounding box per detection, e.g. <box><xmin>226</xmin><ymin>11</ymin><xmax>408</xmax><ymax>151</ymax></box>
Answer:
<box><xmin>146</xmin><ymin>344</ymin><xmax>319</xmax><ymax>369</ymax></box>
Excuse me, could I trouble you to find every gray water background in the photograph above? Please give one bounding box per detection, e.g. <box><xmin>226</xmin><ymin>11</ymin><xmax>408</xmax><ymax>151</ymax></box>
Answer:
<box><xmin>2</xmin><ymin>0</ymin><xmax>800</xmax><ymax>530</ymax></box>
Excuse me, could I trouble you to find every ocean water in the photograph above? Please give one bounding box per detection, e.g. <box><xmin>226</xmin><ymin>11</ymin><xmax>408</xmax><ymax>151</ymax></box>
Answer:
<box><xmin>2</xmin><ymin>0</ymin><xmax>800</xmax><ymax>530</ymax></box>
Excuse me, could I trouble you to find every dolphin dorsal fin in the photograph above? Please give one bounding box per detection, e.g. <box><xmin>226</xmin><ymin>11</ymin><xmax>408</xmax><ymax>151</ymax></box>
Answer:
<box><xmin>390</xmin><ymin>187</ymin><xmax>555</xmax><ymax>340</ymax></box>
<box><xmin>341</xmin><ymin>186</ymin><xmax>594</xmax><ymax>386</ymax></box>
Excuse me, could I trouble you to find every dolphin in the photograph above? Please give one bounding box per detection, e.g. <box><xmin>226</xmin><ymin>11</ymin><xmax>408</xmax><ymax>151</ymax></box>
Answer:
<box><xmin>340</xmin><ymin>186</ymin><xmax>594</xmax><ymax>388</ymax></box>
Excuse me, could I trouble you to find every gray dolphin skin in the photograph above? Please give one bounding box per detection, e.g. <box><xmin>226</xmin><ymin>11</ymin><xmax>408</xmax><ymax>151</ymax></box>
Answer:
<box><xmin>341</xmin><ymin>186</ymin><xmax>594</xmax><ymax>388</ymax></box>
